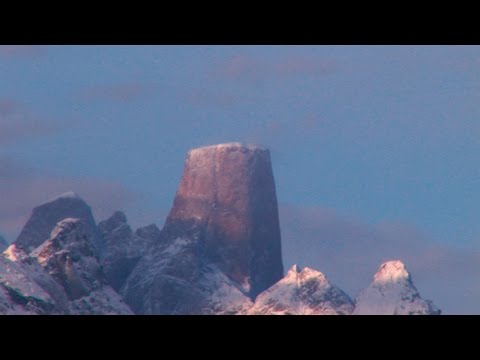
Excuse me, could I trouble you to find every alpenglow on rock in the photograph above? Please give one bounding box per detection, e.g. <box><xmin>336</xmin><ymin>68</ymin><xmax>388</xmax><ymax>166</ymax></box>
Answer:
<box><xmin>165</xmin><ymin>143</ymin><xmax>284</xmax><ymax>297</ymax></box>
<box><xmin>353</xmin><ymin>260</ymin><xmax>441</xmax><ymax>315</ymax></box>
<box><xmin>246</xmin><ymin>265</ymin><xmax>355</xmax><ymax>315</ymax></box>
<box><xmin>123</xmin><ymin>143</ymin><xmax>284</xmax><ymax>314</ymax></box>
<box><xmin>15</xmin><ymin>192</ymin><xmax>103</xmax><ymax>253</ymax></box>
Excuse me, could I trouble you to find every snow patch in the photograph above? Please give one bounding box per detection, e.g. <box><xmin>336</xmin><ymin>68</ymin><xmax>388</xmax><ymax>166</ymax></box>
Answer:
<box><xmin>373</xmin><ymin>260</ymin><xmax>410</xmax><ymax>284</ymax></box>
<box><xmin>188</xmin><ymin>143</ymin><xmax>267</xmax><ymax>156</ymax></box>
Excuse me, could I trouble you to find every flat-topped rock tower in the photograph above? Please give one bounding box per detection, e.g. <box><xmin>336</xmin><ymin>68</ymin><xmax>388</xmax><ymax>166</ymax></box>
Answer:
<box><xmin>165</xmin><ymin>143</ymin><xmax>284</xmax><ymax>297</ymax></box>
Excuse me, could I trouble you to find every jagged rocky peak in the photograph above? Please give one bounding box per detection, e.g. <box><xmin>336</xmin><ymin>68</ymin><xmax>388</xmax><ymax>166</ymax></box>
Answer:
<box><xmin>135</xmin><ymin>224</ymin><xmax>161</xmax><ymax>242</ymax></box>
<box><xmin>32</xmin><ymin>218</ymin><xmax>102</xmax><ymax>295</ymax></box>
<box><xmin>98</xmin><ymin>211</ymin><xmax>156</xmax><ymax>291</ymax></box>
<box><xmin>165</xmin><ymin>142</ymin><xmax>284</xmax><ymax>297</ymax></box>
<box><xmin>246</xmin><ymin>264</ymin><xmax>355</xmax><ymax>315</ymax></box>
<box><xmin>353</xmin><ymin>260</ymin><xmax>441</xmax><ymax>315</ymax></box>
<box><xmin>15</xmin><ymin>191</ymin><xmax>103</xmax><ymax>253</ymax></box>
<box><xmin>30</xmin><ymin>218</ymin><xmax>132</xmax><ymax>314</ymax></box>
<box><xmin>98</xmin><ymin>211</ymin><xmax>128</xmax><ymax>232</ymax></box>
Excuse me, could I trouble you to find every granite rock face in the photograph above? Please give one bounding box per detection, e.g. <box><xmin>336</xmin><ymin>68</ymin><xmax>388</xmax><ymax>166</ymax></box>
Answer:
<box><xmin>353</xmin><ymin>260</ymin><xmax>441</xmax><ymax>315</ymax></box>
<box><xmin>15</xmin><ymin>192</ymin><xmax>103</xmax><ymax>253</ymax></box>
<box><xmin>165</xmin><ymin>143</ymin><xmax>284</xmax><ymax>296</ymax></box>
<box><xmin>123</xmin><ymin>143</ymin><xmax>284</xmax><ymax>314</ymax></box>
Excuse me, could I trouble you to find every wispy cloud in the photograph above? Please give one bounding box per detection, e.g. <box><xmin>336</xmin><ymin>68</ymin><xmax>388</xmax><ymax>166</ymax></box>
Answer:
<box><xmin>0</xmin><ymin>157</ymin><xmax>138</xmax><ymax>241</ymax></box>
<box><xmin>212</xmin><ymin>54</ymin><xmax>340</xmax><ymax>82</ymax></box>
<box><xmin>0</xmin><ymin>98</ymin><xmax>66</xmax><ymax>146</ymax></box>
<box><xmin>0</xmin><ymin>45</ymin><xmax>47</xmax><ymax>58</ymax></box>
<box><xmin>245</xmin><ymin>112</ymin><xmax>332</xmax><ymax>147</ymax></box>
<box><xmin>280</xmin><ymin>203</ymin><xmax>480</xmax><ymax>314</ymax></box>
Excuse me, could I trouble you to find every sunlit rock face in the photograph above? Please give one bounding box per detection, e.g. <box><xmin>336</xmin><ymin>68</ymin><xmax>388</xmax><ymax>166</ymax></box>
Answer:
<box><xmin>353</xmin><ymin>260</ymin><xmax>441</xmax><ymax>315</ymax></box>
<box><xmin>14</xmin><ymin>192</ymin><xmax>103</xmax><ymax>253</ymax></box>
<box><xmin>165</xmin><ymin>143</ymin><xmax>284</xmax><ymax>297</ymax></box>
<box><xmin>123</xmin><ymin>143</ymin><xmax>284</xmax><ymax>314</ymax></box>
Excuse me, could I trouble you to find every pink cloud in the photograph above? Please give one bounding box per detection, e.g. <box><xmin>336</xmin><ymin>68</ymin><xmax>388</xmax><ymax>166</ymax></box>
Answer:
<box><xmin>0</xmin><ymin>98</ymin><xmax>67</xmax><ymax>145</ymax></box>
<box><xmin>213</xmin><ymin>55</ymin><xmax>266</xmax><ymax>81</ymax></box>
<box><xmin>0</xmin><ymin>45</ymin><xmax>46</xmax><ymax>58</ymax></box>
<box><xmin>212</xmin><ymin>54</ymin><xmax>340</xmax><ymax>82</ymax></box>
<box><xmin>274</xmin><ymin>56</ymin><xmax>339</xmax><ymax>77</ymax></box>
<box><xmin>0</xmin><ymin>157</ymin><xmax>138</xmax><ymax>240</ymax></box>
<box><xmin>0</xmin><ymin>99</ymin><xmax>19</xmax><ymax>116</ymax></box>
<box><xmin>245</xmin><ymin>113</ymin><xmax>331</xmax><ymax>146</ymax></box>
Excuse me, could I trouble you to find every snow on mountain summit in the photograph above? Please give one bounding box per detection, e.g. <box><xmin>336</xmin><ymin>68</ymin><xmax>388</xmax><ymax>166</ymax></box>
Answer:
<box><xmin>246</xmin><ymin>264</ymin><xmax>355</xmax><ymax>315</ymax></box>
<box><xmin>353</xmin><ymin>260</ymin><xmax>440</xmax><ymax>315</ymax></box>
<box><xmin>49</xmin><ymin>191</ymin><xmax>81</xmax><ymax>202</ymax></box>
<box><xmin>373</xmin><ymin>260</ymin><xmax>411</xmax><ymax>284</ymax></box>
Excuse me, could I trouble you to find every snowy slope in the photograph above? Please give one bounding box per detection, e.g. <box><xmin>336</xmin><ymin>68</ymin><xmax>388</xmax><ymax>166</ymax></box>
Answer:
<box><xmin>1</xmin><ymin>218</ymin><xmax>133</xmax><ymax>315</ymax></box>
<box><xmin>246</xmin><ymin>265</ymin><xmax>354</xmax><ymax>315</ymax></box>
<box><xmin>353</xmin><ymin>260</ymin><xmax>440</xmax><ymax>315</ymax></box>
<box><xmin>0</xmin><ymin>252</ymin><xmax>57</xmax><ymax>314</ymax></box>
<box><xmin>123</xmin><ymin>235</ymin><xmax>253</xmax><ymax>314</ymax></box>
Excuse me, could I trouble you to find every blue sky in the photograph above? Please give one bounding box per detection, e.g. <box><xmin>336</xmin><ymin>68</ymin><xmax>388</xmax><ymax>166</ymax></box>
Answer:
<box><xmin>1</xmin><ymin>45</ymin><xmax>480</xmax><ymax>313</ymax></box>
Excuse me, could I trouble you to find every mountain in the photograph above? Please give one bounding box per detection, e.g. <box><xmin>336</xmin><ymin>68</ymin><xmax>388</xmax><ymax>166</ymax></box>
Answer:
<box><xmin>0</xmin><ymin>144</ymin><xmax>442</xmax><ymax>315</ymax></box>
<box><xmin>15</xmin><ymin>192</ymin><xmax>103</xmax><ymax>253</ymax></box>
<box><xmin>122</xmin><ymin>143</ymin><xmax>283</xmax><ymax>314</ymax></box>
<box><xmin>353</xmin><ymin>260</ymin><xmax>441</xmax><ymax>315</ymax></box>
<box><xmin>165</xmin><ymin>143</ymin><xmax>284</xmax><ymax>297</ymax></box>
<box><xmin>98</xmin><ymin>211</ymin><xmax>158</xmax><ymax>291</ymax></box>
<box><xmin>0</xmin><ymin>250</ymin><xmax>58</xmax><ymax>314</ymax></box>
<box><xmin>246</xmin><ymin>265</ymin><xmax>354</xmax><ymax>315</ymax></box>
<box><xmin>2</xmin><ymin>218</ymin><xmax>132</xmax><ymax>314</ymax></box>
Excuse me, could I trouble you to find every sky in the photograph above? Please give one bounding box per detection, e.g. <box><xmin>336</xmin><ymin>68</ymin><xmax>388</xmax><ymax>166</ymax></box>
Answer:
<box><xmin>1</xmin><ymin>45</ymin><xmax>480</xmax><ymax>313</ymax></box>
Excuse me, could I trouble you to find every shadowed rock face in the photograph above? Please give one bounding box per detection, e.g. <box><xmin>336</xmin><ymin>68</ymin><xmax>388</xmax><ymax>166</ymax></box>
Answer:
<box><xmin>0</xmin><ymin>236</ymin><xmax>7</xmax><ymax>252</ymax></box>
<box><xmin>165</xmin><ymin>143</ymin><xmax>284</xmax><ymax>297</ymax></box>
<box><xmin>14</xmin><ymin>192</ymin><xmax>103</xmax><ymax>253</ymax></box>
<box><xmin>98</xmin><ymin>211</ymin><xmax>158</xmax><ymax>291</ymax></box>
